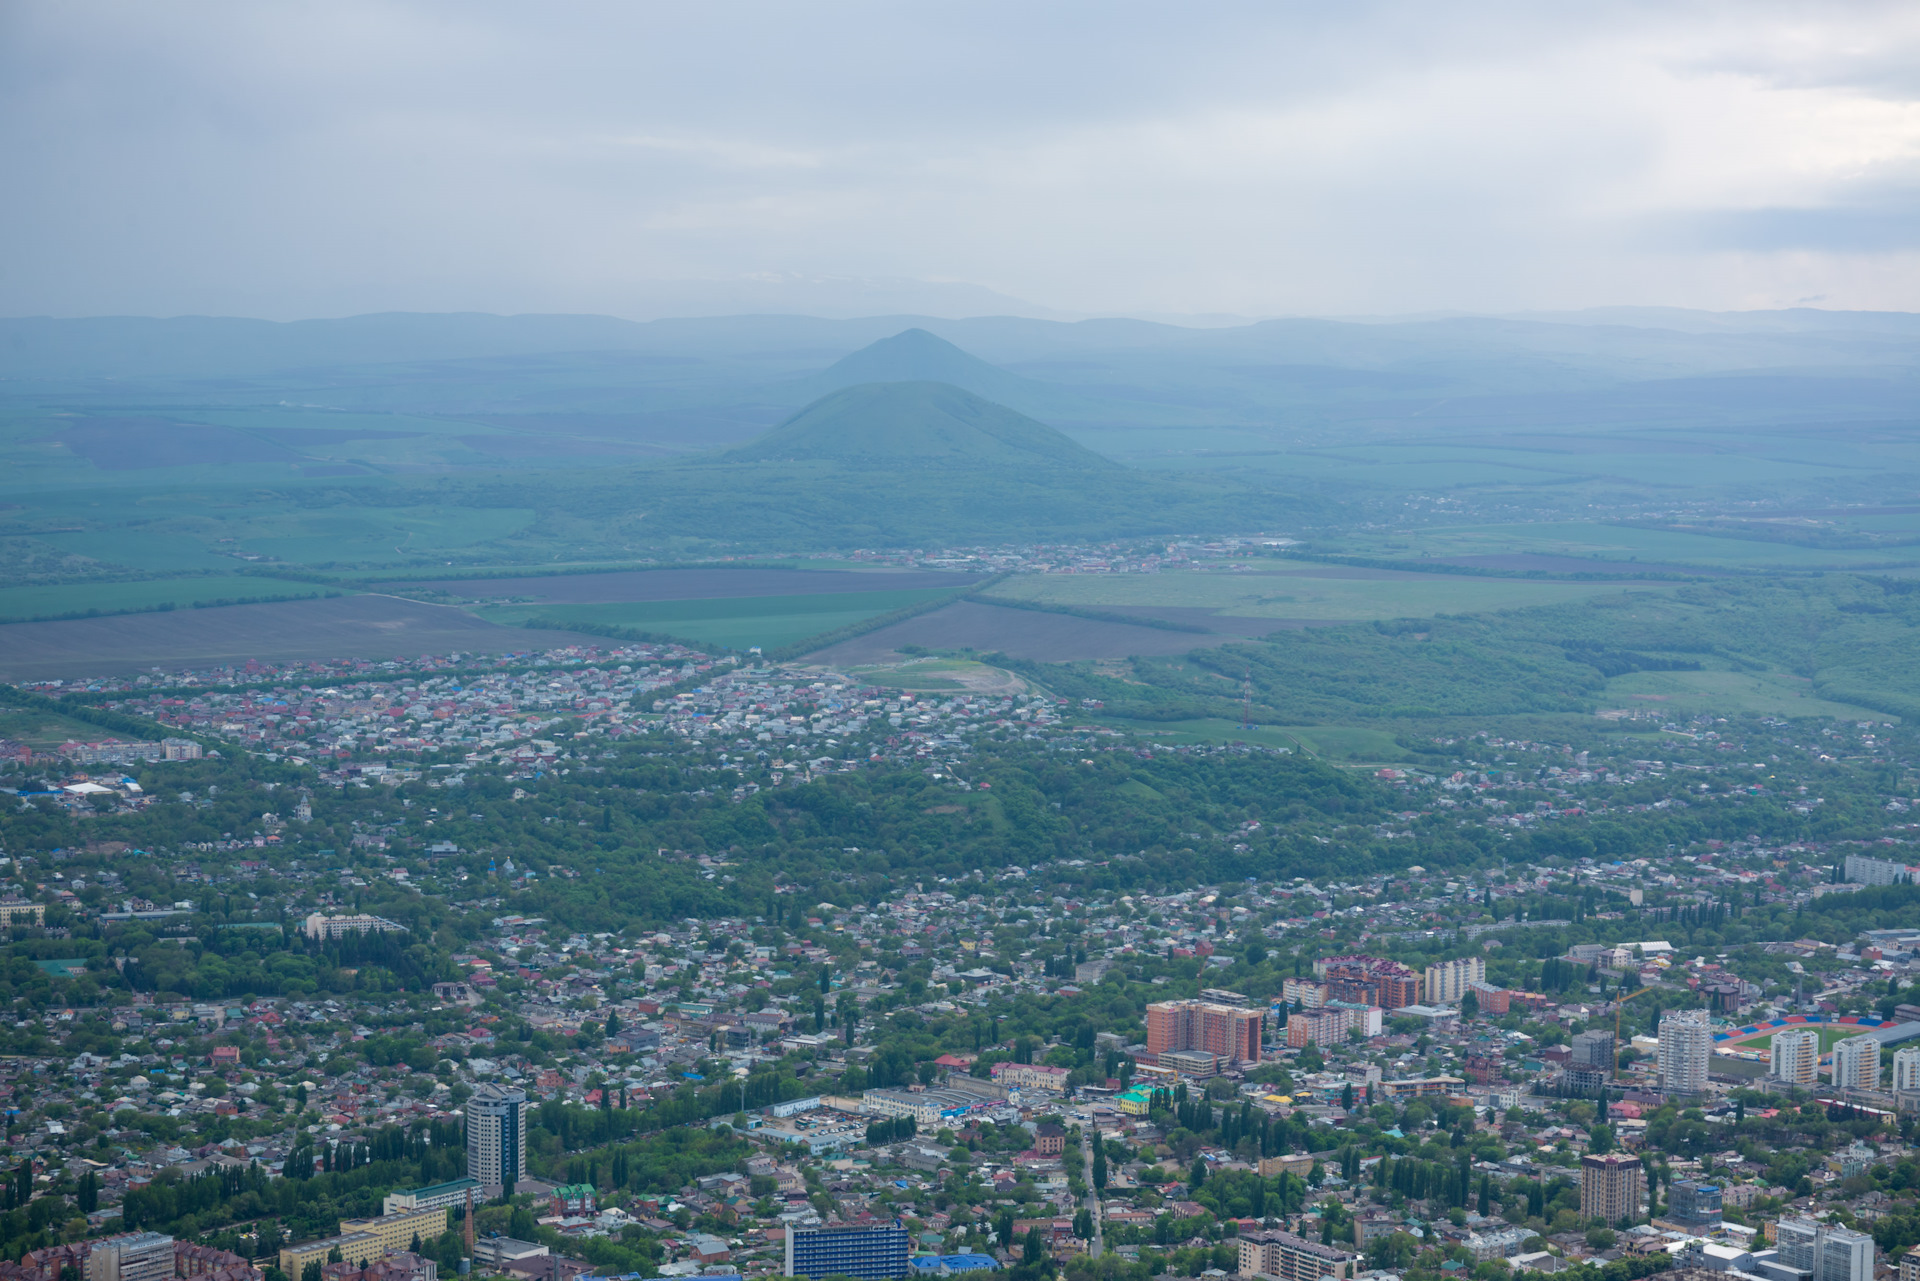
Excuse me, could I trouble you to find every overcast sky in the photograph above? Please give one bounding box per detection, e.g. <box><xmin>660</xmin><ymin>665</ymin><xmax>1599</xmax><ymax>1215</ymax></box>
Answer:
<box><xmin>3</xmin><ymin>1</ymin><xmax>1917</xmax><ymax>321</ymax></box>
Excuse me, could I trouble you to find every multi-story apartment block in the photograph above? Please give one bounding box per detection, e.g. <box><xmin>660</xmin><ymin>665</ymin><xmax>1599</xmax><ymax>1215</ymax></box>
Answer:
<box><xmin>1579</xmin><ymin>1153</ymin><xmax>1643</xmax><ymax>1226</ymax></box>
<box><xmin>1146</xmin><ymin>998</ymin><xmax>1263</xmax><ymax>1062</ymax></box>
<box><xmin>1567</xmin><ymin>1029</ymin><xmax>1614</xmax><ymax>1093</ymax></box>
<box><xmin>1287</xmin><ymin>1007</ymin><xmax>1352</xmax><ymax>1049</ymax></box>
<box><xmin>1423</xmin><ymin>957</ymin><xmax>1485</xmax><ymax>1005</ymax></box>
<box><xmin>303</xmin><ymin>913</ymin><xmax>408</xmax><ymax>941</ymax></box>
<box><xmin>86</xmin><ymin>1234</ymin><xmax>175</xmax><ymax>1281</ymax></box>
<box><xmin>1237</xmin><ymin>1230</ymin><xmax>1360</xmax><ymax>1281</ymax></box>
<box><xmin>1314</xmin><ymin>956</ymin><xmax>1421</xmax><ymax>1010</ymax></box>
<box><xmin>1666</xmin><ymin>1180</ymin><xmax>1722</xmax><ymax>1229</ymax></box>
<box><xmin>0</xmin><ymin>900</ymin><xmax>46</xmax><ymax>929</ymax></box>
<box><xmin>382</xmin><ymin>1178</ymin><xmax>483</xmax><ymax>1218</ymax></box>
<box><xmin>1893</xmin><ymin>1045</ymin><xmax>1920</xmax><ymax>1096</ymax></box>
<box><xmin>1830</xmin><ymin>1034</ymin><xmax>1881</xmax><ymax>1090</ymax></box>
<box><xmin>1771</xmin><ymin>1026</ymin><xmax>1821</xmax><ymax>1086</ymax></box>
<box><xmin>1844</xmin><ymin>853</ymin><xmax>1918</xmax><ymax>886</ymax></box>
<box><xmin>785</xmin><ymin>1224</ymin><xmax>910</xmax><ymax>1281</ymax></box>
<box><xmin>1659</xmin><ymin>1010</ymin><xmax>1711</xmax><ymax>1095</ymax></box>
<box><xmin>1281</xmin><ymin>978</ymin><xmax>1327</xmax><ymax>1008</ymax></box>
<box><xmin>466</xmin><ymin>1083</ymin><xmax>526</xmax><ymax>1194</ymax></box>
<box><xmin>1777</xmin><ymin>1218</ymin><xmax>1874</xmax><ymax>1281</ymax></box>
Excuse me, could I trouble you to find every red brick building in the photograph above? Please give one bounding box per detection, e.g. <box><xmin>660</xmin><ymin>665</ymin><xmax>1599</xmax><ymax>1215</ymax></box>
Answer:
<box><xmin>1314</xmin><ymin>956</ymin><xmax>1421</xmax><ymax>1010</ymax></box>
<box><xmin>1145</xmin><ymin>999</ymin><xmax>1263</xmax><ymax>1062</ymax></box>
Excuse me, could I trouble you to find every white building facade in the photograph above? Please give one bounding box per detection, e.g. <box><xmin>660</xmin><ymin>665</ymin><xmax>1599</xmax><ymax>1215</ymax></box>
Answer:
<box><xmin>1659</xmin><ymin>1010</ymin><xmax>1711</xmax><ymax>1095</ymax></box>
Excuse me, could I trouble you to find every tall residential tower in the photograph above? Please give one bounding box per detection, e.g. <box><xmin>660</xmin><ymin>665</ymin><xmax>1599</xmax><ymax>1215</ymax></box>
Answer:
<box><xmin>466</xmin><ymin>1083</ymin><xmax>527</xmax><ymax>1196</ymax></box>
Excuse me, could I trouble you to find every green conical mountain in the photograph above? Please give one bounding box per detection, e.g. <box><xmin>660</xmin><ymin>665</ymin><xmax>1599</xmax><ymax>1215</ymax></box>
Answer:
<box><xmin>725</xmin><ymin>381</ymin><xmax>1116</xmax><ymax>469</ymax></box>
<box><xmin>774</xmin><ymin>328</ymin><xmax>1067</xmax><ymax>415</ymax></box>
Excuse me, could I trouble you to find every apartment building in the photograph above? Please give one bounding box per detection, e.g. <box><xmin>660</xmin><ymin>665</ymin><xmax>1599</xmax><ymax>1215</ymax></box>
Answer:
<box><xmin>1771</xmin><ymin>1026</ymin><xmax>1821</xmax><ymax>1086</ymax></box>
<box><xmin>1893</xmin><ymin>1045</ymin><xmax>1920</xmax><ymax>1095</ymax></box>
<box><xmin>1830</xmin><ymin>1034</ymin><xmax>1881</xmax><ymax>1090</ymax></box>
<box><xmin>466</xmin><ymin>1083</ymin><xmax>527</xmax><ymax>1194</ymax></box>
<box><xmin>1777</xmin><ymin>1218</ymin><xmax>1875</xmax><ymax>1281</ymax></box>
<box><xmin>785</xmin><ymin>1224</ymin><xmax>910</xmax><ymax>1281</ymax></box>
<box><xmin>1658</xmin><ymin>1010</ymin><xmax>1711</xmax><ymax>1095</ymax></box>
<box><xmin>1423</xmin><ymin>957</ymin><xmax>1486</xmax><ymax>1005</ymax></box>
<box><xmin>1579</xmin><ymin>1153</ymin><xmax>1643</xmax><ymax>1226</ymax></box>
<box><xmin>1281</xmin><ymin>979</ymin><xmax>1328</xmax><ymax>1009</ymax></box>
<box><xmin>1314</xmin><ymin>956</ymin><xmax>1421</xmax><ymax>1010</ymax></box>
<box><xmin>1146</xmin><ymin>998</ymin><xmax>1263</xmax><ymax>1062</ymax></box>
<box><xmin>1237</xmin><ymin>1230</ymin><xmax>1360</xmax><ymax>1281</ymax></box>
<box><xmin>302</xmin><ymin>913</ymin><xmax>408</xmax><ymax>941</ymax></box>
<box><xmin>86</xmin><ymin>1234</ymin><xmax>175</xmax><ymax>1281</ymax></box>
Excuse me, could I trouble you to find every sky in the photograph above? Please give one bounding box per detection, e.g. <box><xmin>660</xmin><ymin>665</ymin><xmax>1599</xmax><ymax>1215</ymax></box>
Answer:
<box><xmin>2</xmin><ymin>1</ymin><xmax>1918</xmax><ymax>321</ymax></box>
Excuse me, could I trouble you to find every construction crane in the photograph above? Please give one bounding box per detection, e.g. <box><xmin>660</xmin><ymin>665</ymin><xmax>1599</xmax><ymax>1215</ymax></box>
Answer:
<box><xmin>1613</xmin><ymin>987</ymin><xmax>1655</xmax><ymax>1080</ymax></box>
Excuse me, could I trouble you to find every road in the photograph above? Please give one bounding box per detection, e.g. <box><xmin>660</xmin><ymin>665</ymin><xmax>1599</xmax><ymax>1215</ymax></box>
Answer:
<box><xmin>1081</xmin><ymin>1129</ymin><xmax>1103</xmax><ymax>1258</ymax></box>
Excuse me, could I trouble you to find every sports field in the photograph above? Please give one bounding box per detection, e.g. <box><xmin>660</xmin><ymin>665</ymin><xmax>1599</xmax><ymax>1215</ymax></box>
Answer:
<box><xmin>1729</xmin><ymin>1028</ymin><xmax>1865</xmax><ymax>1053</ymax></box>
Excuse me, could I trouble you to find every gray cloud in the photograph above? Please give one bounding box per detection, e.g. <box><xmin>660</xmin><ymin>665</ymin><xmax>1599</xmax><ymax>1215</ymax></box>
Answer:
<box><xmin>2</xmin><ymin>1</ymin><xmax>1917</xmax><ymax>319</ymax></box>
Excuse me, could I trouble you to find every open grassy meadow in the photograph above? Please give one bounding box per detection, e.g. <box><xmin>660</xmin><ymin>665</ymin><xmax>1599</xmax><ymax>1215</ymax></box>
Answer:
<box><xmin>1601</xmin><ymin>669</ymin><xmax>1893</xmax><ymax>722</ymax></box>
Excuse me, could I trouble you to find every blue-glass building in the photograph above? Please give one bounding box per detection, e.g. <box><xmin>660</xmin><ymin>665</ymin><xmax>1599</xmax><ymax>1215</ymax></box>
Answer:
<box><xmin>786</xmin><ymin>1224</ymin><xmax>911</xmax><ymax>1281</ymax></box>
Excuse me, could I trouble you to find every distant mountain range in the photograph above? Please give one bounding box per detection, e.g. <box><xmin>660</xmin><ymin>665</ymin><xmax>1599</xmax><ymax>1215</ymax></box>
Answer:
<box><xmin>4</xmin><ymin>306</ymin><xmax>1915</xmax><ymax>475</ymax></box>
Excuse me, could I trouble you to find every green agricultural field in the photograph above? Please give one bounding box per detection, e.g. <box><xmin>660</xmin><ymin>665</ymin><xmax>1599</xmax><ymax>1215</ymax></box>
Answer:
<box><xmin>480</xmin><ymin>587</ymin><xmax>959</xmax><ymax>652</ymax></box>
<box><xmin>983</xmin><ymin>566</ymin><xmax>1661</xmax><ymax>621</ymax></box>
<box><xmin>217</xmin><ymin>505</ymin><xmax>538</xmax><ymax>564</ymax></box>
<box><xmin>32</xmin><ymin>530</ymin><xmax>239</xmax><ymax>574</ymax></box>
<box><xmin>0</xmin><ymin>707</ymin><xmax>133</xmax><ymax>749</ymax></box>
<box><xmin>1334</xmin><ymin>521</ymin><xmax>1920</xmax><ymax>571</ymax></box>
<box><xmin>0</xmin><ymin>575</ymin><xmax>334</xmax><ymax>622</ymax></box>
<box><xmin>186</xmin><ymin>408</ymin><xmax>504</xmax><ymax>438</ymax></box>
<box><xmin>1601</xmin><ymin>669</ymin><xmax>1893</xmax><ymax>722</ymax></box>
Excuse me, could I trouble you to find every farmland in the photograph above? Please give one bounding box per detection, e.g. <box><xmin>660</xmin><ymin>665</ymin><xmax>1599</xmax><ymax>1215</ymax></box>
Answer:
<box><xmin>1327</xmin><ymin>520</ymin><xmax>1920</xmax><ymax>573</ymax></box>
<box><xmin>0</xmin><ymin>574</ymin><xmax>333</xmax><ymax>623</ymax></box>
<box><xmin>475</xmin><ymin>587</ymin><xmax>963</xmax><ymax>652</ymax></box>
<box><xmin>0</xmin><ymin>595</ymin><xmax>564</xmax><ymax>682</ymax></box>
<box><xmin>806</xmin><ymin>599</ymin><xmax>1229</xmax><ymax>665</ymax></box>
<box><xmin>398</xmin><ymin>565</ymin><xmax>979</xmax><ymax>604</ymax></box>
<box><xmin>980</xmin><ymin>564</ymin><xmax>1666</xmax><ymax>622</ymax></box>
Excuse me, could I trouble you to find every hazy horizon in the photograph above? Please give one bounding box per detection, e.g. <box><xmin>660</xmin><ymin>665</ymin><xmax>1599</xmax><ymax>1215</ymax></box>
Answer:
<box><xmin>4</xmin><ymin>2</ymin><xmax>1917</xmax><ymax>322</ymax></box>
